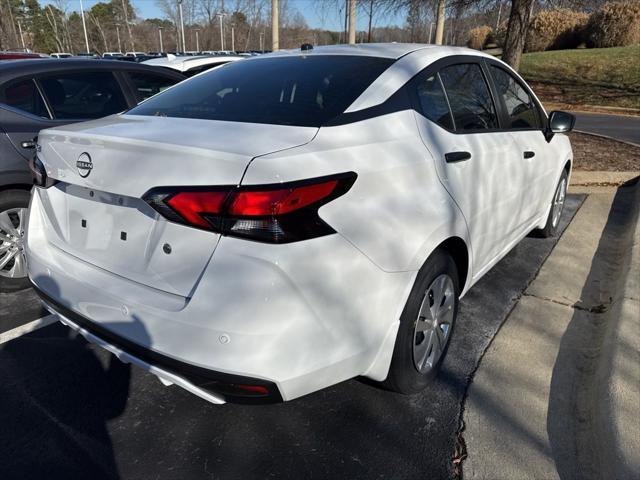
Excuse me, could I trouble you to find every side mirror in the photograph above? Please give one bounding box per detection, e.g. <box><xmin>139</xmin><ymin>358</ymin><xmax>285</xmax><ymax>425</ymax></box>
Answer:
<box><xmin>548</xmin><ymin>110</ymin><xmax>575</xmax><ymax>134</ymax></box>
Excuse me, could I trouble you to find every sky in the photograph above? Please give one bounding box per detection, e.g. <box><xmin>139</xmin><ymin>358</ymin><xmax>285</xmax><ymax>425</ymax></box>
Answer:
<box><xmin>41</xmin><ymin>0</ymin><xmax>406</xmax><ymax>31</ymax></box>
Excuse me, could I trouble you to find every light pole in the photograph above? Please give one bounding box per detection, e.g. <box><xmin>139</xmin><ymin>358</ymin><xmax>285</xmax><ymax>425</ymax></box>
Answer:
<box><xmin>177</xmin><ymin>0</ymin><xmax>186</xmax><ymax>53</ymax></box>
<box><xmin>231</xmin><ymin>23</ymin><xmax>235</xmax><ymax>52</ymax></box>
<box><xmin>79</xmin><ymin>0</ymin><xmax>90</xmax><ymax>53</ymax></box>
<box><xmin>428</xmin><ymin>22</ymin><xmax>434</xmax><ymax>44</ymax></box>
<box><xmin>158</xmin><ymin>26</ymin><xmax>164</xmax><ymax>53</ymax></box>
<box><xmin>271</xmin><ymin>0</ymin><xmax>279</xmax><ymax>51</ymax></box>
<box><xmin>348</xmin><ymin>0</ymin><xmax>356</xmax><ymax>45</ymax></box>
<box><xmin>259</xmin><ymin>31</ymin><xmax>264</xmax><ymax>53</ymax></box>
<box><xmin>217</xmin><ymin>12</ymin><xmax>225</xmax><ymax>50</ymax></box>
<box><xmin>115</xmin><ymin>23</ymin><xmax>122</xmax><ymax>52</ymax></box>
<box><xmin>195</xmin><ymin>29</ymin><xmax>200</xmax><ymax>52</ymax></box>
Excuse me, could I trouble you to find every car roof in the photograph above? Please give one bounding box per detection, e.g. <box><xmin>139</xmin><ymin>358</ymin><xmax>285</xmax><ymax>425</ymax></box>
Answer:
<box><xmin>0</xmin><ymin>58</ymin><xmax>186</xmax><ymax>83</ymax></box>
<box><xmin>263</xmin><ymin>43</ymin><xmax>447</xmax><ymax>59</ymax></box>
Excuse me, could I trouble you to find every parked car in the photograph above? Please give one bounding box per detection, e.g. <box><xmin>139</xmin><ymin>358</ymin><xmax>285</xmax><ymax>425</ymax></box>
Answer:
<box><xmin>0</xmin><ymin>51</ymin><xmax>48</xmax><ymax>60</ymax></box>
<box><xmin>124</xmin><ymin>52</ymin><xmax>148</xmax><ymax>58</ymax></box>
<box><xmin>26</xmin><ymin>44</ymin><xmax>574</xmax><ymax>404</ymax></box>
<box><xmin>75</xmin><ymin>52</ymin><xmax>100</xmax><ymax>59</ymax></box>
<box><xmin>50</xmin><ymin>53</ymin><xmax>73</xmax><ymax>58</ymax></box>
<box><xmin>102</xmin><ymin>52</ymin><xmax>124</xmax><ymax>58</ymax></box>
<box><xmin>142</xmin><ymin>53</ymin><xmax>244</xmax><ymax>76</ymax></box>
<box><xmin>0</xmin><ymin>59</ymin><xmax>185</xmax><ymax>291</ymax></box>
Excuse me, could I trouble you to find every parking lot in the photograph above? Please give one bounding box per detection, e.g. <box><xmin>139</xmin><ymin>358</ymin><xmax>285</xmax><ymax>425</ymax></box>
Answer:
<box><xmin>0</xmin><ymin>196</ymin><xmax>583</xmax><ymax>480</ymax></box>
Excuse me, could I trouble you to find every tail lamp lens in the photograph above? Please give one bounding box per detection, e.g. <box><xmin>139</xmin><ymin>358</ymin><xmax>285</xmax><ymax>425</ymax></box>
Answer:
<box><xmin>144</xmin><ymin>172</ymin><xmax>356</xmax><ymax>243</ymax></box>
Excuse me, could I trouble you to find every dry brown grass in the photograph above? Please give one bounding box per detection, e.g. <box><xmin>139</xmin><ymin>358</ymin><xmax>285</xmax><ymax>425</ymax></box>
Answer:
<box><xmin>569</xmin><ymin>132</ymin><xmax>639</xmax><ymax>171</ymax></box>
<box><xmin>525</xmin><ymin>9</ymin><xmax>588</xmax><ymax>52</ymax></box>
<box><xmin>467</xmin><ymin>25</ymin><xmax>493</xmax><ymax>50</ymax></box>
<box><xmin>586</xmin><ymin>1</ymin><xmax>640</xmax><ymax>48</ymax></box>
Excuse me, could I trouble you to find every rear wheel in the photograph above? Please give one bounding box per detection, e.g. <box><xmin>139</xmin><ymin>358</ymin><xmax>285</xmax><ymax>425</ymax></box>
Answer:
<box><xmin>384</xmin><ymin>250</ymin><xmax>459</xmax><ymax>394</ymax></box>
<box><xmin>0</xmin><ymin>190</ymin><xmax>30</xmax><ymax>293</ymax></box>
<box><xmin>537</xmin><ymin>170</ymin><xmax>568</xmax><ymax>238</ymax></box>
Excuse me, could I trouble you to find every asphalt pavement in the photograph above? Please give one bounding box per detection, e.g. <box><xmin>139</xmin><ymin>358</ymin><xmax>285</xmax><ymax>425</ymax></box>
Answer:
<box><xmin>0</xmin><ymin>197</ymin><xmax>583</xmax><ymax>480</ymax></box>
<box><xmin>573</xmin><ymin>112</ymin><xmax>640</xmax><ymax>145</ymax></box>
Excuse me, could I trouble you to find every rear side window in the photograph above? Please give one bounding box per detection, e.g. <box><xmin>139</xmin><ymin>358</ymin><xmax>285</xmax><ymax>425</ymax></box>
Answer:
<box><xmin>439</xmin><ymin>63</ymin><xmax>498</xmax><ymax>132</ymax></box>
<box><xmin>39</xmin><ymin>71</ymin><xmax>127</xmax><ymax>119</ymax></box>
<box><xmin>127</xmin><ymin>56</ymin><xmax>393</xmax><ymax>127</ymax></box>
<box><xmin>490</xmin><ymin>66</ymin><xmax>541</xmax><ymax>129</ymax></box>
<box><xmin>414</xmin><ymin>73</ymin><xmax>454</xmax><ymax>130</ymax></box>
<box><xmin>0</xmin><ymin>78</ymin><xmax>49</xmax><ymax>118</ymax></box>
<box><xmin>128</xmin><ymin>72</ymin><xmax>180</xmax><ymax>103</ymax></box>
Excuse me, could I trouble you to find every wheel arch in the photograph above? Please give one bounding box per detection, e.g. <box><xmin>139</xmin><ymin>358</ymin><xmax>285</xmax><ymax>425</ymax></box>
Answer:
<box><xmin>436</xmin><ymin>236</ymin><xmax>470</xmax><ymax>294</ymax></box>
<box><xmin>564</xmin><ymin>158</ymin><xmax>572</xmax><ymax>174</ymax></box>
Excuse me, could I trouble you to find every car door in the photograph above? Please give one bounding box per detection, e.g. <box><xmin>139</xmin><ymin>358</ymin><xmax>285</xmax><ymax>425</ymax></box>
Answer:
<box><xmin>0</xmin><ymin>71</ymin><xmax>130</xmax><ymax>161</ymax></box>
<box><xmin>410</xmin><ymin>59</ymin><xmax>528</xmax><ymax>277</ymax></box>
<box><xmin>0</xmin><ymin>78</ymin><xmax>54</xmax><ymax>160</ymax></box>
<box><xmin>487</xmin><ymin>63</ymin><xmax>554</xmax><ymax>223</ymax></box>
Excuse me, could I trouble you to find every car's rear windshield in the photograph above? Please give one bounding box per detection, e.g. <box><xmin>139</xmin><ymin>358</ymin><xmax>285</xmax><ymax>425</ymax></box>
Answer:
<box><xmin>126</xmin><ymin>55</ymin><xmax>393</xmax><ymax>127</ymax></box>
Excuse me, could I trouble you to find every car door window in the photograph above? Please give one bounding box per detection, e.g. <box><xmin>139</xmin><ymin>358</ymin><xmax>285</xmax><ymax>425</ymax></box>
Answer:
<box><xmin>0</xmin><ymin>78</ymin><xmax>50</xmax><ymax>118</ymax></box>
<box><xmin>490</xmin><ymin>66</ymin><xmax>541</xmax><ymax>129</ymax></box>
<box><xmin>439</xmin><ymin>63</ymin><xmax>498</xmax><ymax>132</ymax></box>
<box><xmin>39</xmin><ymin>71</ymin><xmax>127</xmax><ymax>119</ymax></box>
<box><xmin>128</xmin><ymin>72</ymin><xmax>180</xmax><ymax>103</ymax></box>
<box><xmin>414</xmin><ymin>73</ymin><xmax>454</xmax><ymax>130</ymax></box>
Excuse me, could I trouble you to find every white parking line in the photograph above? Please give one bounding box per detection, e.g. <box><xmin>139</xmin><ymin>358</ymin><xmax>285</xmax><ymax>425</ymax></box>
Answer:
<box><xmin>0</xmin><ymin>314</ymin><xmax>57</xmax><ymax>345</ymax></box>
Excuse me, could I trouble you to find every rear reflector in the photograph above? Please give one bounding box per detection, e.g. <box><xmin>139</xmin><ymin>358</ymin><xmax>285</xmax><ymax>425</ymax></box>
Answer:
<box><xmin>144</xmin><ymin>172</ymin><xmax>356</xmax><ymax>243</ymax></box>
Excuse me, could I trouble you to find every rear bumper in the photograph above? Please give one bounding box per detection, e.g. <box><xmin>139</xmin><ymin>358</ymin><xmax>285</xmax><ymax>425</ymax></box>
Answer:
<box><xmin>33</xmin><ymin>282</ymin><xmax>283</xmax><ymax>404</ymax></box>
<box><xmin>26</xmin><ymin>186</ymin><xmax>415</xmax><ymax>401</ymax></box>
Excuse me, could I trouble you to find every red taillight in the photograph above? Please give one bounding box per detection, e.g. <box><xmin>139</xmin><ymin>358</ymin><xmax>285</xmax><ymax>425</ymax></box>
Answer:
<box><xmin>228</xmin><ymin>181</ymin><xmax>339</xmax><ymax>216</ymax></box>
<box><xmin>144</xmin><ymin>172</ymin><xmax>356</xmax><ymax>243</ymax></box>
<box><xmin>166</xmin><ymin>191</ymin><xmax>228</xmax><ymax>228</ymax></box>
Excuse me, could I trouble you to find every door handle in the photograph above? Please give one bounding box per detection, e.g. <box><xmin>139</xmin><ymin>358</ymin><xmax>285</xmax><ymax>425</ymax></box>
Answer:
<box><xmin>21</xmin><ymin>139</ymin><xmax>36</xmax><ymax>149</ymax></box>
<box><xmin>524</xmin><ymin>151</ymin><xmax>535</xmax><ymax>159</ymax></box>
<box><xmin>445</xmin><ymin>151</ymin><xmax>471</xmax><ymax>163</ymax></box>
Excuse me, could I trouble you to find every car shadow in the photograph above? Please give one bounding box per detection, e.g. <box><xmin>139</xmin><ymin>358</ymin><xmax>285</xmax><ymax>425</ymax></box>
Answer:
<box><xmin>0</xmin><ymin>276</ymin><xmax>150</xmax><ymax>480</ymax></box>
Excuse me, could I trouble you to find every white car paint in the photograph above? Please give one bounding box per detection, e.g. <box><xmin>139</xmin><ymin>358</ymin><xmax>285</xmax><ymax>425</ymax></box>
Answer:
<box><xmin>26</xmin><ymin>44</ymin><xmax>572</xmax><ymax>403</ymax></box>
<box><xmin>142</xmin><ymin>54</ymin><xmax>244</xmax><ymax>75</ymax></box>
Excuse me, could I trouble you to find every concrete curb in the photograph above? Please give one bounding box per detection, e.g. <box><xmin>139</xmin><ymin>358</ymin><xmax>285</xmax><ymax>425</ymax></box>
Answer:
<box><xmin>574</xmin><ymin>129</ymin><xmax>640</xmax><ymax>149</ymax></box>
<box><xmin>601</xmin><ymin>181</ymin><xmax>640</xmax><ymax>479</ymax></box>
<box><xmin>571</xmin><ymin>171</ymin><xmax>640</xmax><ymax>187</ymax></box>
<box><xmin>461</xmin><ymin>180</ymin><xmax>640</xmax><ymax>480</ymax></box>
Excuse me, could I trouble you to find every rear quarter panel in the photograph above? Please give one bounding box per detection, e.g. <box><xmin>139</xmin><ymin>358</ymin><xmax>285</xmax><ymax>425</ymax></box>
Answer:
<box><xmin>242</xmin><ymin>109</ymin><xmax>471</xmax><ymax>277</ymax></box>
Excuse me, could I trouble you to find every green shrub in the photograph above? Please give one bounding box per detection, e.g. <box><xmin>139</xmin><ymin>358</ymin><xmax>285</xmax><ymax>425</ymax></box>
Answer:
<box><xmin>467</xmin><ymin>25</ymin><xmax>493</xmax><ymax>50</ymax></box>
<box><xmin>525</xmin><ymin>9</ymin><xmax>588</xmax><ymax>52</ymax></box>
<box><xmin>586</xmin><ymin>1</ymin><xmax>640</xmax><ymax>48</ymax></box>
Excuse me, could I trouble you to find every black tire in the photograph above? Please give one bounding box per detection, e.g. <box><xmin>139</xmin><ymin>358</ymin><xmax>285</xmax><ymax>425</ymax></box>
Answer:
<box><xmin>536</xmin><ymin>170</ymin><xmax>568</xmax><ymax>238</ymax></box>
<box><xmin>383</xmin><ymin>250</ymin><xmax>459</xmax><ymax>394</ymax></box>
<box><xmin>0</xmin><ymin>189</ymin><xmax>31</xmax><ymax>293</ymax></box>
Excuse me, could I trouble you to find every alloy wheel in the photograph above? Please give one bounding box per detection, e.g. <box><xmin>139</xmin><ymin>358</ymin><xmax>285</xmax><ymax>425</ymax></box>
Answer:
<box><xmin>0</xmin><ymin>207</ymin><xmax>28</xmax><ymax>279</ymax></box>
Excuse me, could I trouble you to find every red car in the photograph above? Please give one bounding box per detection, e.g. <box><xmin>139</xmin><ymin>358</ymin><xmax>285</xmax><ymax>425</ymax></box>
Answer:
<box><xmin>0</xmin><ymin>52</ymin><xmax>45</xmax><ymax>60</ymax></box>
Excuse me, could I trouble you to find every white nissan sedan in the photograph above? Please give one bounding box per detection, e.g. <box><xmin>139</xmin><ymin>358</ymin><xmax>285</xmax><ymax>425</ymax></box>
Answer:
<box><xmin>26</xmin><ymin>44</ymin><xmax>574</xmax><ymax>404</ymax></box>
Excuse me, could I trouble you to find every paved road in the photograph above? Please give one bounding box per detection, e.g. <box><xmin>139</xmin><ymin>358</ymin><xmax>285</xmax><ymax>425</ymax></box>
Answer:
<box><xmin>0</xmin><ymin>197</ymin><xmax>583</xmax><ymax>480</ymax></box>
<box><xmin>573</xmin><ymin>112</ymin><xmax>640</xmax><ymax>145</ymax></box>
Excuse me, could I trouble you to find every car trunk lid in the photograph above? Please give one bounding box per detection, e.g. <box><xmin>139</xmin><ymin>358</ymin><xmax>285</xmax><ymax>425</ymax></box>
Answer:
<box><xmin>35</xmin><ymin>114</ymin><xmax>317</xmax><ymax>297</ymax></box>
